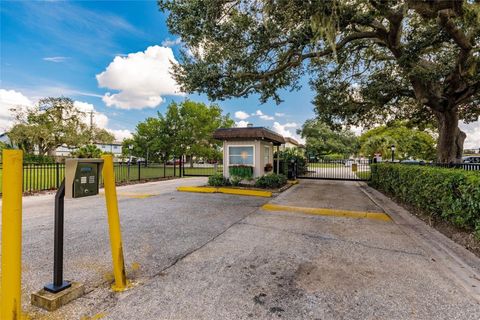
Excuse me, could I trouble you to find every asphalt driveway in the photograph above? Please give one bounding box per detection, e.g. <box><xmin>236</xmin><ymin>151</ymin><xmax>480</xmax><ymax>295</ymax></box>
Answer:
<box><xmin>1</xmin><ymin>178</ymin><xmax>479</xmax><ymax>319</ymax></box>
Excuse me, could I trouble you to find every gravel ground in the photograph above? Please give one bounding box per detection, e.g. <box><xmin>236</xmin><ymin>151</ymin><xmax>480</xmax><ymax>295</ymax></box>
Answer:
<box><xmin>0</xmin><ymin>178</ymin><xmax>479</xmax><ymax>319</ymax></box>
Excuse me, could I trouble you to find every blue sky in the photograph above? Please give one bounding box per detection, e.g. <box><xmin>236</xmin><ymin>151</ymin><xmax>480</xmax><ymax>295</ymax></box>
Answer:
<box><xmin>0</xmin><ymin>0</ymin><xmax>315</xmax><ymax>141</ymax></box>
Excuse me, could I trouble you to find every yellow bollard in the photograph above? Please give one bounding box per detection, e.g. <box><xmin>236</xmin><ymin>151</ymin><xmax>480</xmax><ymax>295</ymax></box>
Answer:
<box><xmin>101</xmin><ymin>155</ymin><xmax>127</xmax><ymax>291</ymax></box>
<box><xmin>1</xmin><ymin>150</ymin><xmax>24</xmax><ymax>320</ymax></box>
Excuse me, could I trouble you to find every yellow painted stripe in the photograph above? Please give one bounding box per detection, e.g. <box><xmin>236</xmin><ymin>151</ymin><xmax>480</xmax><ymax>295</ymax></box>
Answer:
<box><xmin>218</xmin><ymin>187</ymin><xmax>272</xmax><ymax>197</ymax></box>
<box><xmin>177</xmin><ymin>186</ymin><xmax>217</xmax><ymax>193</ymax></box>
<box><xmin>99</xmin><ymin>192</ymin><xmax>155</xmax><ymax>199</ymax></box>
<box><xmin>261</xmin><ymin>203</ymin><xmax>391</xmax><ymax>222</ymax></box>
<box><xmin>177</xmin><ymin>186</ymin><xmax>272</xmax><ymax>197</ymax></box>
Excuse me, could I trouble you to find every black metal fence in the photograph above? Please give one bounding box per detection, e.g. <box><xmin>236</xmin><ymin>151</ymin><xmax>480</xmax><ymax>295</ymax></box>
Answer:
<box><xmin>0</xmin><ymin>162</ymin><xmax>183</xmax><ymax>194</ymax></box>
<box><xmin>182</xmin><ymin>161</ymin><xmax>223</xmax><ymax>177</ymax></box>
<box><xmin>424</xmin><ymin>162</ymin><xmax>480</xmax><ymax>171</ymax></box>
<box><xmin>297</xmin><ymin>159</ymin><xmax>372</xmax><ymax>181</ymax></box>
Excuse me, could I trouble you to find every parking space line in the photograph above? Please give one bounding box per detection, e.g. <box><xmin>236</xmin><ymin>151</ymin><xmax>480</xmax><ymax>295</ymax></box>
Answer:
<box><xmin>261</xmin><ymin>203</ymin><xmax>391</xmax><ymax>221</ymax></box>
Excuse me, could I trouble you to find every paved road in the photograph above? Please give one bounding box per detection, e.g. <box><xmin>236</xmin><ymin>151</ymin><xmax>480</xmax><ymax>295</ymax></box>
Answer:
<box><xmin>1</xmin><ymin>178</ymin><xmax>479</xmax><ymax>319</ymax></box>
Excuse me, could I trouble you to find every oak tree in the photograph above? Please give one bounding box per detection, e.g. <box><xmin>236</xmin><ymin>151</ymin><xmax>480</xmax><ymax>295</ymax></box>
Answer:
<box><xmin>159</xmin><ymin>0</ymin><xmax>480</xmax><ymax>162</ymax></box>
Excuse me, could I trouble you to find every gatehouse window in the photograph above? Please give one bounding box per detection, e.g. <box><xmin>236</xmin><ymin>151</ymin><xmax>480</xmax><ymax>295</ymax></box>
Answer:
<box><xmin>229</xmin><ymin>146</ymin><xmax>254</xmax><ymax>166</ymax></box>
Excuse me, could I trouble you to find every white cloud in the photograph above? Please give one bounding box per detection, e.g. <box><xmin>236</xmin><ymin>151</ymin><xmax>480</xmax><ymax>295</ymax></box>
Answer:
<box><xmin>73</xmin><ymin>101</ymin><xmax>109</xmax><ymax>129</ymax></box>
<box><xmin>43</xmin><ymin>56</ymin><xmax>69</xmax><ymax>63</ymax></box>
<box><xmin>254</xmin><ymin>109</ymin><xmax>275</xmax><ymax>121</ymax></box>
<box><xmin>272</xmin><ymin>121</ymin><xmax>298</xmax><ymax>138</ymax></box>
<box><xmin>461</xmin><ymin>121</ymin><xmax>480</xmax><ymax>149</ymax></box>
<box><xmin>236</xmin><ymin>120</ymin><xmax>249</xmax><ymax>128</ymax></box>
<box><xmin>234</xmin><ymin>110</ymin><xmax>250</xmax><ymax>120</ymax></box>
<box><xmin>161</xmin><ymin>37</ymin><xmax>182</xmax><ymax>47</ymax></box>
<box><xmin>260</xmin><ymin>114</ymin><xmax>275</xmax><ymax>121</ymax></box>
<box><xmin>96</xmin><ymin>45</ymin><xmax>184</xmax><ymax>110</ymax></box>
<box><xmin>275</xmin><ymin>112</ymin><xmax>285</xmax><ymax>117</ymax></box>
<box><xmin>107</xmin><ymin>129</ymin><xmax>132</xmax><ymax>141</ymax></box>
<box><xmin>0</xmin><ymin>89</ymin><xmax>32</xmax><ymax>131</ymax></box>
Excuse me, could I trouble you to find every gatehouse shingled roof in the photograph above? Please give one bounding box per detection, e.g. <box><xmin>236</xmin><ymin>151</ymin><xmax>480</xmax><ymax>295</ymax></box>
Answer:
<box><xmin>213</xmin><ymin>127</ymin><xmax>285</xmax><ymax>145</ymax></box>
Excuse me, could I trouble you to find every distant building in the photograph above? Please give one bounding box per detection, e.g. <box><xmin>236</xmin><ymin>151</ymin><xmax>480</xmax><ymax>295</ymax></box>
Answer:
<box><xmin>1</xmin><ymin>131</ymin><xmax>123</xmax><ymax>160</ymax></box>
<box><xmin>0</xmin><ymin>133</ymin><xmax>10</xmax><ymax>144</ymax></box>
<box><xmin>280</xmin><ymin>137</ymin><xmax>305</xmax><ymax>150</ymax></box>
<box><xmin>55</xmin><ymin>142</ymin><xmax>123</xmax><ymax>158</ymax></box>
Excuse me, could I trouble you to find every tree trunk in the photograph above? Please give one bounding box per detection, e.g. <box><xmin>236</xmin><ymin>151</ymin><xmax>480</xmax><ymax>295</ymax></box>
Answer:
<box><xmin>190</xmin><ymin>154</ymin><xmax>194</xmax><ymax>168</ymax></box>
<box><xmin>435</xmin><ymin>110</ymin><xmax>465</xmax><ymax>163</ymax></box>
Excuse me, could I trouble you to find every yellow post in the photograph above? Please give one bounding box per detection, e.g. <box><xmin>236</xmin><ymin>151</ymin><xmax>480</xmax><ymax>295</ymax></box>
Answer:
<box><xmin>101</xmin><ymin>154</ymin><xmax>127</xmax><ymax>291</ymax></box>
<box><xmin>1</xmin><ymin>150</ymin><xmax>23</xmax><ymax>320</ymax></box>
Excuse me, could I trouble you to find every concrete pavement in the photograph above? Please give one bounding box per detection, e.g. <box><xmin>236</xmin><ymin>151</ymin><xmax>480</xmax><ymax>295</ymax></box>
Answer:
<box><xmin>0</xmin><ymin>178</ymin><xmax>479</xmax><ymax>319</ymax></box>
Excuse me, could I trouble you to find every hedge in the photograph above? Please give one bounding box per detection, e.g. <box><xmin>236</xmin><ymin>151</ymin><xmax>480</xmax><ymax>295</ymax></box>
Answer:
<box><xmin>370</xmin><ymin>164</ymin><xmax>480</xmax><ymax>238</ymax></box>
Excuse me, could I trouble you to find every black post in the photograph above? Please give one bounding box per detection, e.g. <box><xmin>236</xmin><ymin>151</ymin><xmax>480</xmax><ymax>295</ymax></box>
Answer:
<box><xmin>391</xmin><ymin>149</ymin><xmax>395</xmax><ymax>162</ymax></box>
<box><xmin>44</xmin><ymin>179</ymin><xmax>71</xmax><ymax>293</ymax></box>
<box><xmin>56</xmin><ymin>163</ymin><xmax>60</xmax><ymax>188</ymax></box>
<box><xmin>173</xmin><ymin>156</ymin><xmax>176</xmax><ymax>177</ymax></box>
<box><xmin>138</xmin><ymin>161</ymin><xmax>141</xmax><ymax>180</ymax></box>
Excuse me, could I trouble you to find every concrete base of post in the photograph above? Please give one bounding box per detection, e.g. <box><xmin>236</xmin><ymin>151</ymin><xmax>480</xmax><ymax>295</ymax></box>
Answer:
<box><xmin>31</xmin><ymin>281</ymin><xmax>85</xmax><ymax>311</ymax></box>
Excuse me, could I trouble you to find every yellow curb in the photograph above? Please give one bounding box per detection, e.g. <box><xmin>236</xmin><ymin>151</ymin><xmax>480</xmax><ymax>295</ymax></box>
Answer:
<box><xmin>261</xmin><ymin>203</ymin><xmax>391</xmax><ymax>222</ymax></box>
<box><xmin>177</xmin><ymin>186</ymin><xmax>272</xmax><ymax>197</ymax></box>
<box><xmin>177</xmin><ymin>186</ymin><xmax>217</xmax><ymax>193</ymax></box>
<box><xmin>288</xmin><ymin>180</ymin><xmax>299</xmax><ymax>185</ymax></box>
<box><xmin>217</xmin><ymin>187</ymin><xmax>272</xmax><ymax>197</ymax></box>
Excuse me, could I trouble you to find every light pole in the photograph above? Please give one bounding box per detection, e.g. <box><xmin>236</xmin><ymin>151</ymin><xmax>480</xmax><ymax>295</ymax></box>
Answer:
<box><xmin>391</xmin><ymin>145</ymin><xmax>396</xmax><ymax>162</ymax></box>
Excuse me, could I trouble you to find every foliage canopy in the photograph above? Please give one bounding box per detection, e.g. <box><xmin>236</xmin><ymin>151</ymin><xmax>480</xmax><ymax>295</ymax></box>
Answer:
<box><xmin>8</xmin><ymin>97</ymin><xmax>114</xmax><ymax>156</ymax></box>
<box><xmin>159</xmin><ymin>0</ymin><xmax>480</xmax><ymax>162</ymax></box>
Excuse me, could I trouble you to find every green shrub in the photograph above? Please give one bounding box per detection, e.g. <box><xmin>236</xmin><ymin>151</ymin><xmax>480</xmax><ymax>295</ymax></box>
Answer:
<box><xmin>208</xmin><ymin>173</ymin><xmax>229</xmax><ymax>187</ymax></box>
<box><xmin>229</xmin><ymin>165</ymin><xmax>253</xmax><ymax>179</ymax></box>
<box><xmin>229</xmin><ymin>175</ymin><xmax>242</xmax><ymax>186</ymax></box>
<box><xmin>275</xmin><ymin>149</ymin><xmax>307</xmax><ymax>175</ymax></box>
<box><xmin>255</xmin><ymin>173</ymin><xmax>288</xmax><ymax>189</ymax></box>
<box><xmin>371</xmin><ymin>164</ymin><xmax>480</xmax><ymax>238</ymax></box>
<box><xmin>24</xmin><ymin>154</ymin><xmax>55</xmax><ymax>163</ymax></box>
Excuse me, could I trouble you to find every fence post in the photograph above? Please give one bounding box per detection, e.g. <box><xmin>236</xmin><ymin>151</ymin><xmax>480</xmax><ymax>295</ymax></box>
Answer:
<box><xmin>1</xmin><ymin>150</ymin><xmax>23</xmax><ymax>320</ymax></box>
<box><xmin>173</xmin><ymin>156</ymin><xmax>176</xmax><ymax>177</ymax></box>
<box><xmin>180</xmin><ymin>155</ymin><xmax>183</xmax><ymax>177</ymax></box>
<box><xmin>101</xmin><ymin>155</ymin><xmax>128</xmax><ymax>291</ymax></box>
<box><xmin>138</xmin><ymin>162</ymin><xmax>141</xmax><ymax>181</ymax></box>
<box><xmin>56</xmin><ymin>162</ymin><xmax>60</xmax><ymax>188</ymax></box>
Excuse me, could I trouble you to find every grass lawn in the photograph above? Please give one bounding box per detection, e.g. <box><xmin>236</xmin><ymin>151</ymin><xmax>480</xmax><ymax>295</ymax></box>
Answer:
<box><xmin>307</xmin><ymin>163</ymin><xmax>344</xmax><ymax>168</ymax></box>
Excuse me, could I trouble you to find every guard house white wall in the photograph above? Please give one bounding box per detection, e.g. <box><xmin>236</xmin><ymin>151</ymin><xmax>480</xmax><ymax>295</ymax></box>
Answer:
<box><xmin>223</xmin><ymin>140</ymin><xmax>274</xmax><ymax>178</ymax></box>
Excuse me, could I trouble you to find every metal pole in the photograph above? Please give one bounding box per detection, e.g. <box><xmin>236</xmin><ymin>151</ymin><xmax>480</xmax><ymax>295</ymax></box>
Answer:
<box><xmin>1</xmin><ymin>150</ymin><xmax>23</xmax><ymax>320</ymax></box>
<box><xmin>44</xmin><ymin>179</ymin><xmax>71</xmax><ymax>293</ymax></box>
<box><xmin>138</xmin><ymin>161</ymin><xmax>141</xmax><ymax>180</ymax></box>
<box><xmin>102</xmin><ymin>155</ymin><xmax>127</xmax><ymax>291</ymax></box>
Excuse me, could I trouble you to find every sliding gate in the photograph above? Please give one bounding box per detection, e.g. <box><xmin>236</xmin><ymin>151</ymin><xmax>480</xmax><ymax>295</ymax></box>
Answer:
<box><xmin>297</xmin><ymin>159</ymin><xmax>371</xmax><ymax>181</ymax></box>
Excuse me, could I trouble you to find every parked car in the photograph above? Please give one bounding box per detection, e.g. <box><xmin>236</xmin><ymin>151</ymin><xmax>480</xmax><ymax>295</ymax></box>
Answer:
<box><xmin>462</xmin><ymin>156</ymin><xmax>480</xmax><ymax>163</ymax></box>
<box><xmin>400</xmin><ymin>159</ymin><xmax>426</xmax><ymax>165</ymax></box>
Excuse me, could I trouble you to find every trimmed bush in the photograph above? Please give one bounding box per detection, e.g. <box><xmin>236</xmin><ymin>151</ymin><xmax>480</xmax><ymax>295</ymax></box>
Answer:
<box><xmin>255</xmin><ymin>173</ymin><xmax>288</xmax><ymax>189</ymax></box>
<box><xmin>370</xmin><ymin>164</ymin><xmax>480</xmax><ymax>238</ymax></box>
<box><xmin>229</xmin><ymin>175</ymin><xmax>242</xmax><ymax>186</ymax></box>
<box><xmin>229</xmin><ymin>165</ymin><xmax>253</xmax><ymax>179</ymax></box>
<box><xmin>208</xmin><ymin>173</ymin><xmax>229</xmax><ymax>187</ymax></box>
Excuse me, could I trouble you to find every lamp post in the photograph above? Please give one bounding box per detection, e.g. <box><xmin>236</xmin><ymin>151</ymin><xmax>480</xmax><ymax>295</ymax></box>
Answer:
<box><xmin>391</xmin><ymin>145</ymin><xmax>396</xmax><ymax>162</ymax></box>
